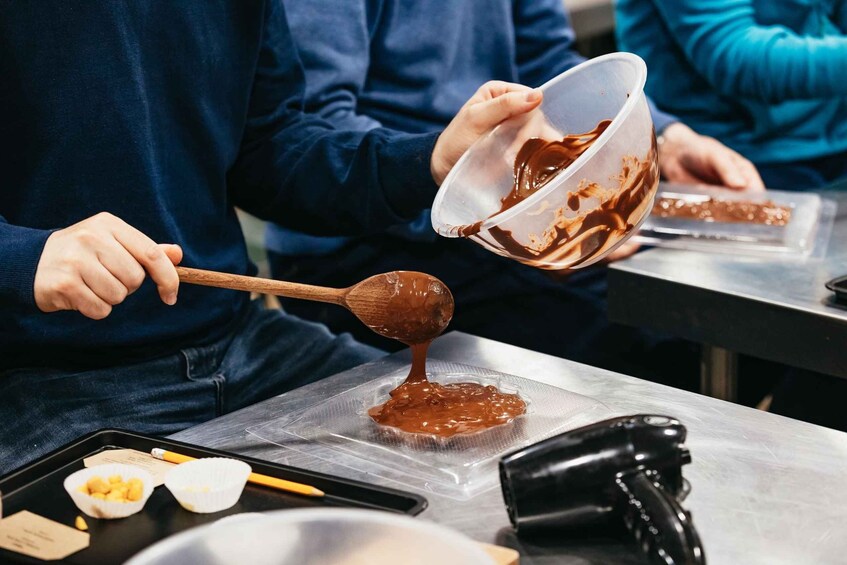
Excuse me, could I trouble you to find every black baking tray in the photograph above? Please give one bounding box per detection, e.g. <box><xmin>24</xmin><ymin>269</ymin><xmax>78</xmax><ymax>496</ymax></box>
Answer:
<box><xmin>826</xmin><ymin>275</ymin><xmax>847</xmax><ymax>305</ymax></box>
<box><xmin>0</xmin><ymin>429</ymin><xmax>428</xmax><ymax>564</ymax></box>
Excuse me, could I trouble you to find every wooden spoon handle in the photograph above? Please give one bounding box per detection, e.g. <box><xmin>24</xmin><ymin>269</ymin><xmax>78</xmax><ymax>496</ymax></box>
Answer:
<box><xmin>176</xmin><ymin>266</ymin><xmax>346</xmax><ymax>305</ymax></box>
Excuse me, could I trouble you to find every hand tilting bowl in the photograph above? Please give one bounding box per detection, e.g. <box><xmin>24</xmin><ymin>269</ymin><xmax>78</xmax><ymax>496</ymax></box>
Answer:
<box><xmin>431</xmin><ymin>53</ymin><xmax>659</xmax><ymax>270</ymax></box>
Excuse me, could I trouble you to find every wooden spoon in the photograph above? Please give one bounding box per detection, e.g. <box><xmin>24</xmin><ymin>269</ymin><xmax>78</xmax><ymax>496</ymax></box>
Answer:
<box><xmin>176</xmin><ymin>267</ymin><xmax>454</xmax><ymax>344</ymax></box>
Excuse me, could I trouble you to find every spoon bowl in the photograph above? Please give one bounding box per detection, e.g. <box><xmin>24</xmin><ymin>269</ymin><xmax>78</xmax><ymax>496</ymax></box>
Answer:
<box><xmin>343</xmin><ymin>271</ymin><xmax>454</xmax><ymax>345</ymax></box>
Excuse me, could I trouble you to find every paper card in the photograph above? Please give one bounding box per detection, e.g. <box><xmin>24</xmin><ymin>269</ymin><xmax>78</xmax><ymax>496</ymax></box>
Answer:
<box><xmin>0</xmin><ymin>511</ymin><xmax>89</xmax><ymax>561</ymax></box>
<box><xmin>84</xmin><ymin>448</ymin><xmax>175</xmax><ymax>487</ymax></box>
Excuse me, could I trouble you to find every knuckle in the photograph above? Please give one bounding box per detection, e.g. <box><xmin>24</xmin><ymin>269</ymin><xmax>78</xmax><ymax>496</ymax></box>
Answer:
<box><xmin>127</xmin><ymin>267</ymin><xmax>146</xmax><ymax>290</ymax></box>
<box><xmin>52</xmin><ymin>275</ymin><xmax>78</xmax><ymax>296</ymax></box>
<box><xmin>75</xmin><ymin>228</ymin><xmax>99</xmax><ymax>246</ymax></box>
<box><xmin>88</xmin><ymin>304</ymin><xmax>112</xmax><ymax>320</ymax></box>
<box><xmin>94</xmin><ymin>211</ymin><xmax>115</xmax><ymax>223</ymax></box>
<box><xmin>464</xmin><ymin>106</ymin><xmax>482</xmax><ymax>127</ymax></box>
<box><xmin>144</xmin><ymin>245</ymin><xmax>164</xmax><ymax>263</ymax></box>
<box><xmin>66</xmin><ymin>256</ymin><xmax>87</xmax><ymax>271</ymax></box>
<box><xmin>110</xmin><ymin>285</ymin><xmax>128</xmax><ymax>305</ymax></box>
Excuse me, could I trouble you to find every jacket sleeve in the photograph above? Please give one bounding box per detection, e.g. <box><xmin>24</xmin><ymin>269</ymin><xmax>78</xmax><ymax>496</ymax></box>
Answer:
<box><xmin>513</xmin><ymin>0</ymin><xmax>677</xmax><ymax>133</ymax></box>
<box><xmin>512</xmin><ymin>0</ymin><xmax>585</xmax><ymax>87</ymax></box>
<box><xmin>650</xmin><ymin>0</ymin><xmax>847</xmax><ymax>102</ymax></box>
<box><xmin>281</xmin><ymin>0</ymin><xmax>383</xmax><ymax>131</ymax></box>
<box><xmin>227</xmin><ymin>0</ymin><xmax>439</xmax><ymax>236</ymax></box>
<box><xmin>0</xmin><ymin>218</ymin><xmax>53</xmax><ymax>308</ymax></box>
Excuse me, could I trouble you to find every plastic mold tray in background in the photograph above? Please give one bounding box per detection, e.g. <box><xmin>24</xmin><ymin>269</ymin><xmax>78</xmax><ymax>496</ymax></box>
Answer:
<box><xmin>247</xmin><ymin>360</ymin><xmax>610</xmax><ymax>501</ymax></box>
<box><xmin>634</xmin><ymin>183</ymin><xmax>835</xmax><ymax>258</ymax></box>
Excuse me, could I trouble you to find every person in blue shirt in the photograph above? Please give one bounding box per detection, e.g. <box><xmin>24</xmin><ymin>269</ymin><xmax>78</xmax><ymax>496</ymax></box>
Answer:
<box><xmin>616</xmin><ymin>0</ymin><xmax>847</xmax><ymax>190</ymax></box>
<box><xmin>265</xmin><ymin>0</ymin><xmax>763</xmax><ymax>385</ymax></box>
<box><xmin>0</xmin><ymin>1</ymin><xmax>540</xmax><ymax>473</ymax></box>
<box><xmin>616</xmin><ymin>0</ymin><xmax>847</xmax><ymax>429</ymax></box>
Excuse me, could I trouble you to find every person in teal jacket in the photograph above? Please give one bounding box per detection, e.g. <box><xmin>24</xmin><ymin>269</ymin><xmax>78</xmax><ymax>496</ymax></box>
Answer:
<box><xmin>616</xmin><ymin>0</ymin><xmax>847</xmax><ymax>190</ymax></box>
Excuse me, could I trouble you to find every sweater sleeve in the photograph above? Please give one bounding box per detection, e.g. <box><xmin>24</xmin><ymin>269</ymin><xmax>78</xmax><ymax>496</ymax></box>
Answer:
<box><xmin>0</xmin><ymin>218</ymin><xmax>52</xmax><ymax>308</ymax></box>
<box><xmin>650</xmin><ymin>0</ymin><xmax>847</xmax><ymax>102</ymax></box>
<box><xmin>512</xmin><ymin>0</ymin><xmax>585</xmax><ymax>87</ymax></box>
<box><xmin>281</xmin><ymin>0</ymin><xmax>383</xmax><ymax>132</ymax></box>
<box><xmin>647</xmin><ymin>98</ymin><xmax>677</xmax><ymax>135</ymax></box>
<box><xmin>513</xmin><ymin>0</ymin><xmax>677</xmax><ymax>133</ymax></box>
<box><xmin>227</xmin><ymin>0</ymin><xmax>439</xmax><ymax>236</ymax></box>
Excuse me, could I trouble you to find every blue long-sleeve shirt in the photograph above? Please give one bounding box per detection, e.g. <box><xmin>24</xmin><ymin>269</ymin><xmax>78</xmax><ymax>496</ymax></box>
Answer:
<box><xmin>616</xmin><ymin>0</ymin><xmax>847</xmax><ymax>165</ymax></box>
<box><xmin>266</xmin><ymin>0</ymin><xmax>676</xmax><ymax>256</ymax></box>
<box><xmin>0</xmin><ymin>0</ymin><xmax>438</xmax><ymax>369</ymax></box>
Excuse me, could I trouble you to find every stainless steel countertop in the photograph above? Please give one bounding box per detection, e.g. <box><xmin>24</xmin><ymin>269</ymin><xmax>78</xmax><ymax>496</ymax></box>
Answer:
<box><xmin>172</xmin><ymin>332</ymin><xmax>847</xmax><ymax>565</ymax></box>
<box><xmin>609</xmin><ymin>191</ymin><xmax>847</xmax><ymax>378</ymax></box>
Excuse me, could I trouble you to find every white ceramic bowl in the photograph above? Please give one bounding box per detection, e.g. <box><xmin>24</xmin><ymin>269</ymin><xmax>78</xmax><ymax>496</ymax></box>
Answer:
<box><xmin>125</xmin><ymin>509</ymin><xmax>494</xmax><ymax>565</ymax></box>
<box><xmin>431</xmin><ymin>52</ymin><xmax>659</xmax><ymax>270</ymax></box>
<box><xmin>164</xmin><ymin>458</ymin><xmax>251</xmax><ymax>514</ymax></box>
<box><xmin>63</xmin><ymin>463</ymin><xmax>154</xmax><ymax>519</ymax></box>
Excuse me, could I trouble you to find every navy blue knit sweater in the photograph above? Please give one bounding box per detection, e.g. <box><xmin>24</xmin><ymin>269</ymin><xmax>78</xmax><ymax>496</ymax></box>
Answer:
<box><xmin>0</xmin><ymin>0</ymin><xmax>438</xmax><ymax>368</ymax></box>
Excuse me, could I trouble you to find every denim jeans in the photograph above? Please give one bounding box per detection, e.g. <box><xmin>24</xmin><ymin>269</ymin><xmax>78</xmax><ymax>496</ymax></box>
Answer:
<box><xmin>0</xmin><ymin>300</ymin><xmax>382</xmax><ymax>474</ymax></box>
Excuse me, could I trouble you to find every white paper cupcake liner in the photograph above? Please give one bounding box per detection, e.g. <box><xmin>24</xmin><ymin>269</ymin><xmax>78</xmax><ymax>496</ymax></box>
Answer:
<box><xmin>64</xmin><ymin>463</ymin><xmax>155</xmax><ymax>519</ymax></box>
<box><xmin>164</xmin><ymin>458</ymin><xmax>251</xmax><ymax>514</ymax></box>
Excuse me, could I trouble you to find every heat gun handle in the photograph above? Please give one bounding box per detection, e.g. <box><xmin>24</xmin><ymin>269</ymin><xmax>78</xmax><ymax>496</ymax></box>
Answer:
<box><xmin>618</xmin><ymin>471</ymin><xmax>706</xmax><ymax>565</ymax></box>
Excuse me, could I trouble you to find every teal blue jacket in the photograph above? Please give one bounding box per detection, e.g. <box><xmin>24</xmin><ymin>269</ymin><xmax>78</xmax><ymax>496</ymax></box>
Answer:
<box><xmin>616</xmin><ymin>0</ymin><xmax>847</xmax><ymax>165</ymax></box>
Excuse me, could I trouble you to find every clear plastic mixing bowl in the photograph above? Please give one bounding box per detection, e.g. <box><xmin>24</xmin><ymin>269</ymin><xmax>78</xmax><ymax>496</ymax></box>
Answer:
<box><xmin>431</xmin><ymin>52</ymin><xmax>658</xmax><ymax>270</ymax></box>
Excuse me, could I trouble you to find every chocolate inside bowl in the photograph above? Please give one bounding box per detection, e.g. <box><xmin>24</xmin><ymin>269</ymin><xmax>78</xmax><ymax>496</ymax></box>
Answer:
<box><xmin>431</xmin><ymin>53</ymin><xmax>659</xmax><ymax>270</ymax></box>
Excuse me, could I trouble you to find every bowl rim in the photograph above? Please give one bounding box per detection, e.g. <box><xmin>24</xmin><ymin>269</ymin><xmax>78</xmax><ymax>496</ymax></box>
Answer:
<box><xmin>163</xmin><ymin>457</ymin><xmax>252</xmax><ymax>491</ymax></box>
<box><xmin>431</xmin><ymin>52</ymin><xmax>649</xmax><ymax>237</ymax></box>
<box><xmin>125</xmin><ymin>508</ymin><xmax>494</xmax><ymax>565</ymax></box>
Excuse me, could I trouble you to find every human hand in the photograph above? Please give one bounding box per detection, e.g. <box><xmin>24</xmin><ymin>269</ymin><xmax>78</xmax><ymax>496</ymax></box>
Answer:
<box><xmin>34</xmin><ymin>212</ymin><xmax>183</xmax><ymax>320</ymax></box>
<box><xmin>658</xmin><ymin>123</ymin><xmax>765</xmax><ymax>192</ymax></box>
<box><xmin>430</xmin><ymin>81</ymin><xmax>543</xmax><ymax>185</ymax></box>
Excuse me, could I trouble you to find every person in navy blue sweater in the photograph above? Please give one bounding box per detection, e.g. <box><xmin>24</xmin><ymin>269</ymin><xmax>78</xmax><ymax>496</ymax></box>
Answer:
<box><xmin>265</xmin><ymin>0</ymin><xmax>764</xmax><ymax>381</ymax></box>
<box><xmin>0</xmin><ymin>1</ymin><xmax>543</xmax><ymax>473</ymax></box>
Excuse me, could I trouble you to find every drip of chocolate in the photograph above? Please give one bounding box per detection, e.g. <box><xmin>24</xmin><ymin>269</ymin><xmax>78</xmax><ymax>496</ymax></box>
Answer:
<box><xmin>456</xmin><ymin>120</ymin><xmax>658</xmax><ymax>270</ymax></box>
<box><xmin>366</xmin><ymin>280</ymin><xmax>526</xmax><ymax>437</ymax></box>
<box><xmin>651</xmin><ymin>197</ymin><xmax>792</xmax><ymax>226</ymax></box>
<box><xmin>369</xmin><ymin>336</ymin><xmax>527</xmax><ymax>437</ymax></box>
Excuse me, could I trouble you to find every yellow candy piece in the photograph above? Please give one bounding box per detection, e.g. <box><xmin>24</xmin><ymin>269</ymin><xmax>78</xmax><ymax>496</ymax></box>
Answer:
<box><xmin>86</xmin><ymin>476</ymin><xmax>111</xmax><ymax>494</ymax></box>
<box><xmin>75</xmin><ymin>516</ymin><xmax>88</xmax><ymax>531</ymax></box>
<box><xmin>127</xmin><ymin>483</ymin><xmax>143</xmax><ymax>502</ymax></box>
<box><xmin>80</xmin><ymin>474</ymin><xmax>144</xmax><ymax>503</ymax></box>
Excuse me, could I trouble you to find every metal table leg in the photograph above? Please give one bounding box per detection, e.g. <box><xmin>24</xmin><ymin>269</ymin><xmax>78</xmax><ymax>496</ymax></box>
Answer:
<box><xmin>700</xmin><ymin>345</ymin><xmax>738</xmax><ymax>402</ymax></box>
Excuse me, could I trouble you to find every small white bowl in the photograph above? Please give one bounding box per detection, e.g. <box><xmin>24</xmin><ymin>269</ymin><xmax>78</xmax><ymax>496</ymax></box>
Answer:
<box><xmin>164</xmin><ymin>458</ymin><xmax>251</xmax><ymax>514</ymax></box>
<box><xmin>64</xmin><ymin>463</ymin><xmax>155</xmax><ymax>519</ymax></box>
